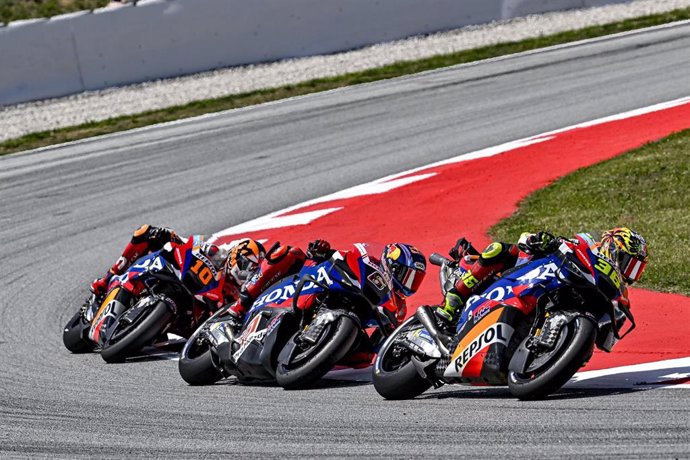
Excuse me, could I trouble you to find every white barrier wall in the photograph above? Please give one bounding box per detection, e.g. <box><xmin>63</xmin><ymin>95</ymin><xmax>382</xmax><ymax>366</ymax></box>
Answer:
<box><xmin>0</xmin><ymin>13</ymin><xmax>86</xmax><ymax>105</ymax></box>
<box><xmin>0</xmin><ymin>0</ymin><xmax>635</xmax><ymax>106</ymax></box>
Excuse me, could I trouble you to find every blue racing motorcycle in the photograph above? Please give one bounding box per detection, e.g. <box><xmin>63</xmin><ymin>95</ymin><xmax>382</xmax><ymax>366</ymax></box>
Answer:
<box><xmin>373</xmin><ymin>234</ymin><xmax>636</xmax><ymax>400</ymax></box>
<box><xmin>178</xmin><ymin>243</ymin><xmax>396</xmax><ymax>388</ymax></box>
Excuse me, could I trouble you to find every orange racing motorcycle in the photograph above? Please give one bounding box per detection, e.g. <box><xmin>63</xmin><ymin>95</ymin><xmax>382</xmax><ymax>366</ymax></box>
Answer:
<box><xmin>373</xmin><ymin>234</ymin><xmax>636</xmax><ymax>400</ymax></box>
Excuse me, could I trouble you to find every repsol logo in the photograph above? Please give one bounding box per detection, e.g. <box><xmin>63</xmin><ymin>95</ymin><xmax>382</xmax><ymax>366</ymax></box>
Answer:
<box><xmin>452</xmin><ymin>322</ymin><xmax>514</xmax><ymax>373</ymax></box>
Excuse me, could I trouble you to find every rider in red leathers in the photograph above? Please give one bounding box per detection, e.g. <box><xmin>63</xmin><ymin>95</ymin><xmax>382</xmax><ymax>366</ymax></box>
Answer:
<box><xmin>225</xmin><ymin>239</ymin><xmax>427</xmax><ymax>367</ymax></box>
<box><xmin>91</xmin><ymin>224</ymin><xmax>183</xmax><ymax>296</ymax></box>
<box><xmin>227</xmin><ymin>240</ymin><xmax>427</xmax><ymax>325</ymax></box>
<box><xmin>435</xmin><ymin>228</ymin><xmax>649</xmax><ymax>330</ymax></box>
<box><xmin>91</xmin><ymin>224</ymin><xmax>266</xmax><ymax>311</ymax></box>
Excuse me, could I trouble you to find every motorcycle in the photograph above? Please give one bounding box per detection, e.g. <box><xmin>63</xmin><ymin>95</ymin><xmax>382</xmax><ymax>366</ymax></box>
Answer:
<box><xmin>373</xmin><ymin>234</ymin><xmax>636</xmax><ymax>400</ymax></box>
<box><xmin>62</xmin><ymin>236</ymin><xmax>222</xmax><ymax>363</ymax></box>
<box><xmin>178</xmin><ymin>243</ymin><xmax>396</xmax><ymax>388</ymax></box>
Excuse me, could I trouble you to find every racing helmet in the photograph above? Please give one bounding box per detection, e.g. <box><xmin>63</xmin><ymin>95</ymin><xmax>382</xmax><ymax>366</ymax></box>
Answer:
<box><xmin>382</xmin><ymin>243</ymin><xmax>427</xmax><ymax>297</ymax></box>
<box><xmin>226</xmin><ymin>238</ymin><xmax>266</xmax><ymax>284</ymax></box>
<box><xmin>599</xmin><ymin>227</ymin><xmax>648</xmax><ymax>284</ymax></box>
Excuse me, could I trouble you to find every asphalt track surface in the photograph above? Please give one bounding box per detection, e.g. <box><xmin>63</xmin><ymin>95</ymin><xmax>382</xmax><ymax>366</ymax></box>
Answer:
<box><xmin>1</xmin><ymin>23</ymin><xmax>690</xmax><ymax>458</ymax></box>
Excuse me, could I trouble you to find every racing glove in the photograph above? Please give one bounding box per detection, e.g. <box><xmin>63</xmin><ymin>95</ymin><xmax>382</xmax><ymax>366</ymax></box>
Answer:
<box><xmin>449</xmin><ymin>237</ymin><xmax>479</xmax><ymax>261</ymax></box>
<box><xmin>307</xmin><ymin>239</ymin><xmax>333</xmax><ymax>262</ymax></box>
<box><xmin>517</xmin><ymin>231</ymin><xmax>558</xmax><ymax>255</ymax></box>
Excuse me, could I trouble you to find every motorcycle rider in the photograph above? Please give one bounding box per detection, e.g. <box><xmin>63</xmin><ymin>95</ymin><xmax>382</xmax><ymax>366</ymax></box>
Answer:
<box><xmin>224</xmin><ymin>239</ymin><xmax>427</xmax><ymax>368</ymax></box>
<box><xmin>227</xmin><ymin>239</ymin><xmax>428</xmax><ymax>328</ymax></box>
<box><xmin>90</xmin><ymin>224</ymin><xmax>266</xmax><ymax>308</ymax></box>
<box><xmin>435</xmin><ymin>227</ymin><xmax>648</xmax><ymax>328</ymax></box>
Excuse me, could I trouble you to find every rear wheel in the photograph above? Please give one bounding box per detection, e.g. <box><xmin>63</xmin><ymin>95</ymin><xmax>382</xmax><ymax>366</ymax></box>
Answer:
<box><xmin>101</xmin><ymin>300</ymin><xmax>172</xmax><ymax>363</ymax></box>
<box><xmin>373</xmin><ymin>318</ymin><xmax>432</xmax><ymax>400</ymax></box>
<box><xmin>62</xmin><ymin>309</ymin><xmax>95</xmax><ymax>353</ymax></box>
<box><xmin>276</xmin><ymin>315</ymin><xmax>358</xmax><ymax>390</ymax></box>
<box><xmin>508</xmin><ymin>315</ymin><xmax>596</xmax><ymax>400</ymax></box>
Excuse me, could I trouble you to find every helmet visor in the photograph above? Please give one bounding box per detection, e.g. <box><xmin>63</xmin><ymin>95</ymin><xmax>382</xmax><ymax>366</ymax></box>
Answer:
<box><xmin>392</xmin><ymin>264</ymin><xmax>424</xmax><ymax>296</ymax></box>
<box><xmin>620</xmin><ymin>252</ymin><xmax>647</xmax><ymax>283</ymax></box>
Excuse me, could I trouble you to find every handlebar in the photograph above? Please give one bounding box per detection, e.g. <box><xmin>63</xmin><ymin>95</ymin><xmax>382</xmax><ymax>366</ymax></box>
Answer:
<box><xmin>429</xmin><ymin>253</ymin><xmax>452</xmax><ymax>267</ymax></box>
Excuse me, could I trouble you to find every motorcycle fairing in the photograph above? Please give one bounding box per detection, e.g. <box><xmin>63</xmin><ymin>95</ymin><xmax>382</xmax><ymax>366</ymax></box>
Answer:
<box><xmin>88</xmin><ymin>286</ymin><xmax>127</xmax><ymax>344</ymax></box>
<box><xmin>228</xmin><ymin>308</ymin><xmax>297</xmax><ymax>382</ymax></box>
<box><xmin>245</xmin><ymin>250</ymin><xmax>391</xmax><ymax>324</ymax></box>
<box><xmin>403</xmin><ymin>327</ymin><xmax>442</xmax><ymax>359</ymax></box>
<box><xmin>444</xmin><ymin>306</ymin><xmax>522</xmax><ymax>384</ymax></box>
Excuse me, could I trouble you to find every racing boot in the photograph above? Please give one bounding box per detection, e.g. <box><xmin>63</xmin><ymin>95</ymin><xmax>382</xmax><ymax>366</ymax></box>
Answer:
<box><xmin>90</xmin><ymin>271</ymin><xmax>114</xmax><ymax>296</ymax></box>
<box><xmin>225</xmin><ymin>301</ymin><xmax>246</xmax><ymax>331</ymax></box>
<box><xmin>435</xmin><ymin>292</ymin><xmax>464</xmax><ymax>333</ymax></box>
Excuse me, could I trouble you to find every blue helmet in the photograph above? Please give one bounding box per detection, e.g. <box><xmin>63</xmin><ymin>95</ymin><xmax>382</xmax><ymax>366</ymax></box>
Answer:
<box><xmin>382</xmin><ymin>243</ymin><xmax>427</xmax><ymax>297</ymax></box>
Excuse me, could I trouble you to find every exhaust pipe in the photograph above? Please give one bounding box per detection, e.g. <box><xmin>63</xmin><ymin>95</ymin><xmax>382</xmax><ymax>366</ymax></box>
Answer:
<box><xmin>415</xmin><ymin>306</ymin><xmax>451</xmax><ymax>356</ymax></box>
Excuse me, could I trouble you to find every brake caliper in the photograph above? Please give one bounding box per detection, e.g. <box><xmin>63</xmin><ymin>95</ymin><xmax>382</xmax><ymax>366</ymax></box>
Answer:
<box><xmin>532</xmin><ymin>313</ymin><xmax>567</xmax><ymax>351</ymax></box>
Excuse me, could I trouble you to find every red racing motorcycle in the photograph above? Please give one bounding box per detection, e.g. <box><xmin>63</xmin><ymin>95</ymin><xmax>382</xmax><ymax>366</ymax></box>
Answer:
<box><xmin>63</xmin><ymin>236</ymin><xmax>223</xmax><ymax>362</ymax></box>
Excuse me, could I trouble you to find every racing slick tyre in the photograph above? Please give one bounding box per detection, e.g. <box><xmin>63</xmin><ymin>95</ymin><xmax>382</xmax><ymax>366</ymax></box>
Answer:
<box><xmin>508</xmin><ymin>314</ymin><xmax>596</xmax><ymax>400</ymax></box>
<box><xmin>179</xmin><ymin>349</ymin><xmax>223</xmax><ymax>386</ymax></box>
<box><xmin>63</xmin><ymin>310</ymin><xmax>95</xmax><ymax>353</ymax></box>
<box><xmin>178</xmin><ymin>330</ymin><xmax>223</xmax><ymax>386</ymax></box>
<box><xmin>101</xmin><ymin>300</ymin><xmax>172</xmax><ymax>363</ymax></box>
<box><xmin>373</xmin><ymin>319</ymin><xmax>432</xmax><ymax>400</ymax></box>
<box><xmin>276</xmin><ymin>314</ymin><xmax>358</xmax><ymax>390</ymax></box>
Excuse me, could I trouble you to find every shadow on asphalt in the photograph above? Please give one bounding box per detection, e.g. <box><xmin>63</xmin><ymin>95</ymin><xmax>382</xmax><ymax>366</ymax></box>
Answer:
<box><xmin>204</xmin><ymin>376</ymin><xmax>371</xmax><ymax>390</ymax></box>
<box><xmin>416</xmin><ymin>386</ymin><xmax>649</xmax><ymax>401</ymax></box>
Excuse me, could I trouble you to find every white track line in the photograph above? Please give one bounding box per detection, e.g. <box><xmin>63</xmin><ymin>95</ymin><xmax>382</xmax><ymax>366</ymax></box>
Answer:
<box><xmin>212</xmin><ymin>95</ymin><xmax>690</xmax><ymax>240</ymax></box>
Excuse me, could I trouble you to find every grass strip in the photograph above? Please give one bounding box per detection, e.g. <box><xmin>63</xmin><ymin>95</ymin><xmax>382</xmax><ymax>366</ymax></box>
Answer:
<box><xmin>2</xmin><ymin>7</ymin><xmax>690</xmax><ymax>156</ymax></box>
<box><xmin>491</xmin><ymin>128</ymin><xmax>690</xmax><ymax>296</ymax></box>
<box><xmin>0</xmin><ymin>0</ymin><xmax>109</xmax><ymax>24</ymax></box>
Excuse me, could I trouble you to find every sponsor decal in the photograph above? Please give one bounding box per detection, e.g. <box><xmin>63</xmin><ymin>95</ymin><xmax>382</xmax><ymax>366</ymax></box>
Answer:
<box><xmin>387</xmin><ymin>245</ymin><xmax>401</xmax><ymax>260</ymax></box>
<box><xmin>463</xmin><ymin>286</ymin><xmax>513</xmax><ymax>315</ymax></box>
<box><xmin>266</xmin><ymin>313</ymin><xmax>284</xmax><ymax>335</ymax></box>
<box><xmin>445</xmin><ymin>321</ymin><xmax>515</xmax><ymax>376</ymax></box>
<box><xmin>473</xmin><ymin>305</ymin><xmax>491</xmax><ymax>323</ymax></box>
<box><xmin>413</xmin><ymin>328</ymin><xmax>434</xmax><ymax>345</ymax></box>
<box><xmin>133</xmin><ymin>255</ymin><xmax>165</xmax><ymax>272</ymax></box>
<box><xmin>193</xmin><ymin>252</ymin><xmax>218</xmax><ymax>277</ymax></box>
<box><xmin>516</xmin><ymin>262</ymin><xmax>558</xmax><ymax>283</ymax></box>
<box><xmin>367</xmin><ymin>271</ymin><xmax>386</xmax><ymax>291</ymax></box>
<box><xmin>253</xmin><ymin>266</ymin><xmax>333</xmax><ymax>307</ymax></box>
<box><xmin>232</xmin><ymin>314</ymin><xmax>267</xmax><ymax>362</ymax></box>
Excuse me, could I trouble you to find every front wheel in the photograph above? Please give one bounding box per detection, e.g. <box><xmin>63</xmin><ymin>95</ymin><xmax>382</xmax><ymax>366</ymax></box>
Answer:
<box><xmin>276</xmin><ymin>314</ymin><xmax>358</xmax><ymax>390</ymax></box>
<box><xmin>508</xmin><ymin>315</ymin><xmax>596</xmax><ymax>400</ymax></box>
<box><xmin>373</xmin><ymin>317</ymin><xmax>433</xmax><ymax>400</ymax></box>
<box><xmin>62</xmin><ymin>309</ymin><xmax>95</xmax><ymax>353</ymax></box>
<box><xmin>100</xmin><ymin>300</ymin><xmax>172</xmax><ymax>363</ymax></box>
<box><xmin>178</xmin><ymin>323</ymin><xmax>224</xmax><ymax>386</ymax></box>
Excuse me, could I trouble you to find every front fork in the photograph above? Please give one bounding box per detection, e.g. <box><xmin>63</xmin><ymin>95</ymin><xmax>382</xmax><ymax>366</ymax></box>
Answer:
<box><xmin>508</xmin><ymin>310</ymin><xmax>589</xmax><ymax>374</ymax></box>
